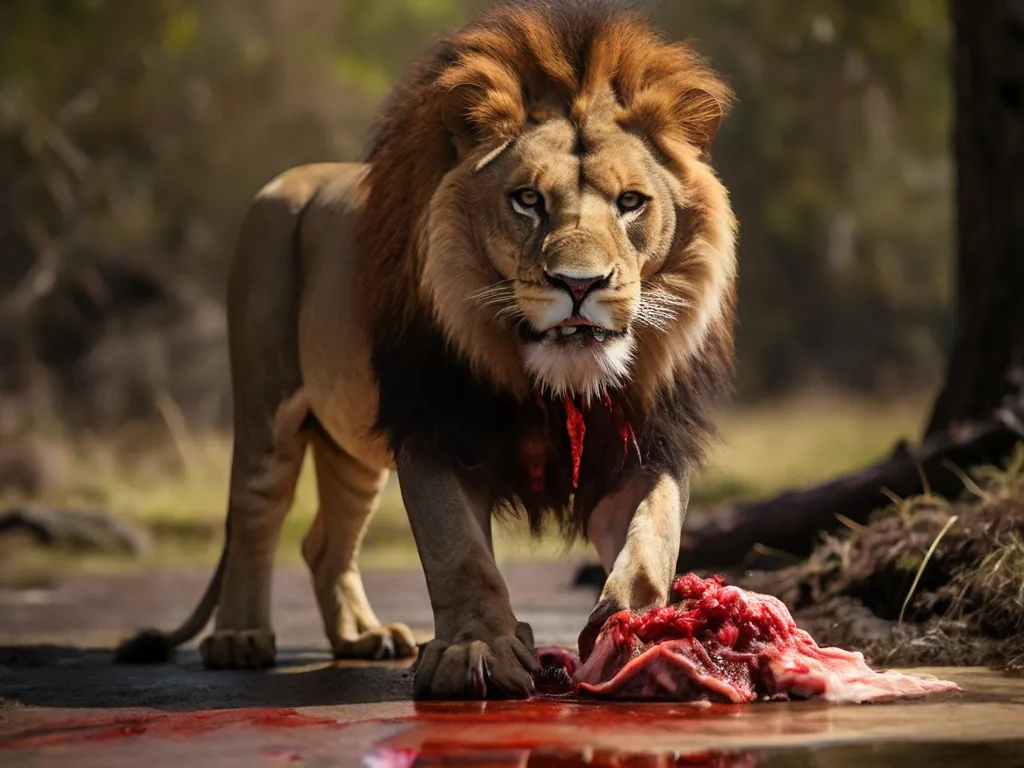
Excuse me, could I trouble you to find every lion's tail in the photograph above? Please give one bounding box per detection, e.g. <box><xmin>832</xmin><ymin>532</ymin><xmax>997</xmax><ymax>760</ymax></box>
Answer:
<box><xmin>112</xmin><ymin>528</ymin><xmax>229</xmax><ymax>664</ymax></box>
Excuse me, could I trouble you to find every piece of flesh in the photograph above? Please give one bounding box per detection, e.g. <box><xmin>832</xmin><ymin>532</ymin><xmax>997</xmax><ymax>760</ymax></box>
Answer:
<box><xmin>537</xmin><ymin>574</ymin><xmax>961</xmax><ymax>704</ymax></box>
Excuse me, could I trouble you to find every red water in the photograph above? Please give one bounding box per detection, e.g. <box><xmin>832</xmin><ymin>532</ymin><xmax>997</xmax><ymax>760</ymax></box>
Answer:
<box><xmin>365</xmin><ymin>744</ymin><xmax>757</xmax><ymax>767</ymax></box>
<box><xmin>364</xmin><ymin>700</ymin><xmax>756</xmax><ymax>768</ymax></box>
<box><xmin>0</xmin><ymin>707</ymin><xmax>339</xmax><ymax>750</ymax></box>
<box><xmin>2</xmin><ymin>697</ymin><xmax>758</xmax><ymax>766</ymax></box>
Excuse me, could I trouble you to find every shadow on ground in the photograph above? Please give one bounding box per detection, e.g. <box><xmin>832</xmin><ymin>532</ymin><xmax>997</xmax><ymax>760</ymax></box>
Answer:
<box><xmin>0</xmin><ymin>645</ymin><xmax>415</xmax><ymax>710</ymax></box>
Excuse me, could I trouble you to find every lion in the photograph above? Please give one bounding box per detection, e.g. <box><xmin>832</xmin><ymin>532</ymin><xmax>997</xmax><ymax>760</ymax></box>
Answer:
<box><xmin>114</xmin><ymin>0</ymin><xmax>738</xmax><ymax>700</ymax></box>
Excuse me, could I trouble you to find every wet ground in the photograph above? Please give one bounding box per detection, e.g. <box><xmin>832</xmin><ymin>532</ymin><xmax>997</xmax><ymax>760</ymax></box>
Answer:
<box><xmin>2</xmin><ymin>562</ymin><xmax>1024</xmax><ymax>767</ymax></box>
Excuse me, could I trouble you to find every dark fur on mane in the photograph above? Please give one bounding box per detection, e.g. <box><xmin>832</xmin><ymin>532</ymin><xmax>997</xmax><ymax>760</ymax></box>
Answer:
<box><xmin>370</xmin><ymin>313</ymin><xmax>729</xmax><ymax>537</ymax></box>
<box><xmin>359</xmin><ymin>0</ymin><xmax>735</xmax><ymax>537</ymax></box>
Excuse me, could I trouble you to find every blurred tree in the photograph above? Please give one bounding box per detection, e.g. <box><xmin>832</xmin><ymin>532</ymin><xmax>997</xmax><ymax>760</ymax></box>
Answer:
<box><xmin>657</xmin><ymin>0</ymin><xmax>953</xmax><ymax>396</ymax></box>
<box><xmin>925</xmin><ymin>0</ymin><xmax>1024</xmax><ymax>435</ymax></box>
<box><xmin>0</xmin><ymin>0</ymin><xmax>473</xmax><ymax>429</ymax></box>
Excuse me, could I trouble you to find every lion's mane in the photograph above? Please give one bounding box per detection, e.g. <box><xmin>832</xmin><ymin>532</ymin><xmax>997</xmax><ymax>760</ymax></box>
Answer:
<box><xmin>358</xmin><ymin>0</ymin><xmax>737</xmax><ymax>534</ymax></box>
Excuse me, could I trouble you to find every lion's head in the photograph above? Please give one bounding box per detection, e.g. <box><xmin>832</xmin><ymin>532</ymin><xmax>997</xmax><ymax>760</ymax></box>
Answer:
<box><xmin>362</xmin><ymin>0</ymin><xmax>737</xmax><ymax>512</ymax></box>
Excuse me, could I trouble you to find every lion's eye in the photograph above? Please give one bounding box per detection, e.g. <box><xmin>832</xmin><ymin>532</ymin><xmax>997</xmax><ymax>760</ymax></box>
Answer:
<box><xmin>511</xmin><ymin>188</ymin><xmax>543</xmax><ymax>210</ymax></box>
<box><xmin>617</xmin><ymin>191</ymin><xmax>647</xmax><ymax>214</ymax></box>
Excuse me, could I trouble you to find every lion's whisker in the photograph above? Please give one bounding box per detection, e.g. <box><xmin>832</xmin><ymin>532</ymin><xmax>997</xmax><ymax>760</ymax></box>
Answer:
<box><xmin>494</xmin><ymin>304</ymin><xmax>525</xmax><ymax>324</ymax></box>
<box><xmin>636</xmin><ymin>286</ymin><xmax>693</xmax><ymax>330</ymax></box>
<box><xmin>469</xmin><ymin>282</ymin><xmax>519</xmax><ymax>320</ymax></box>
<box><xmin>635</xmin><ymin>291</ymin><xmax>691</xmax><ymax>331</ymax></box>
<box><xmin>645</xmin><ymin>286</ymin><xmax>692</xmax><ymax>308</ymax></box>
<box><xmin>468</xmin><ymin>282</ymin><xmax>514</xmax><ymax>304</ymax></box>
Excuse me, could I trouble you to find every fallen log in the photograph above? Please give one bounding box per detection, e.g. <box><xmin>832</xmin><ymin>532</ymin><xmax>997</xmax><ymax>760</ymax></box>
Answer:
<box><xmin>675</xmin><ymin>402</ymin><xmax>1024</xmax><ymax>572</ymax></box>
<box><xmin>0</xmin><ymin>506</ymin><xmax>151</xmax><ymax>556</ymax></box>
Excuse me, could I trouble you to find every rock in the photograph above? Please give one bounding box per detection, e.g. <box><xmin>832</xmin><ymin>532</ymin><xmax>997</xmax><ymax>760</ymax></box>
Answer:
<box><xmin>0</xmin><ymin>506</ymin><xmax>150</xmax><ymax>556</ymax></box>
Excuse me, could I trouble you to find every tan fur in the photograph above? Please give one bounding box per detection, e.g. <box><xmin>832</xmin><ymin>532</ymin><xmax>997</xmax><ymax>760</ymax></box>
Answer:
<box><xmin>120</xmin><ymin>4</ymin><xmax>737</xmax><ymax>699</ymax></box>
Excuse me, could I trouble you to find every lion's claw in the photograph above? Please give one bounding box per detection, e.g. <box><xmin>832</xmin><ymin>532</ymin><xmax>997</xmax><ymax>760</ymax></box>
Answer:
<box><xmin>200</xmin><ymin>629</ymin><xmax>276</xmax><ymax>669</ymax></box>
<box><xmin>332</xmin><ymin>622</ymin><xmax>417</xmax><ymax>661</ymax></box>
<box><xmin>413</xmin><ymin>628</ymin><xmax>538</xmax><ymax>700</ymax></box>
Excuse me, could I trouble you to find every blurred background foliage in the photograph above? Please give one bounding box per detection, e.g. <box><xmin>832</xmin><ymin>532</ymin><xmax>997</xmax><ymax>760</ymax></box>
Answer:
<box><xmin>0</xmin><ymin>0</ymin><xmax>953</xmax><ymax>432</ymax></box>
<box><xmin>0</xmin><ymin>0</ymin><xmax>958</xmax><ymax>571</ymax></box>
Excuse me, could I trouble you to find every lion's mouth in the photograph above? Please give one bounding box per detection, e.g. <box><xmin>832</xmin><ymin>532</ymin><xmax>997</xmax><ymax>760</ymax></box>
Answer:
<box><xmin>519</xmin><ymin>320</ymin><xmax>627</xmax><ymax>347</ymax></box>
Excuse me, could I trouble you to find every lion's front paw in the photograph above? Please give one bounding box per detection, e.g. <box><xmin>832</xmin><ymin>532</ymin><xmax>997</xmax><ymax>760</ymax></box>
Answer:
<box><xmin>333</xmin><ymin>622</ymin><xmax>418</xmax><ymax>661</ymax></box>
<box><xmin>579</xmin><ymin>568</ymin><xmax>668</xmax><ymax>659</ymax></box>
<box><xmin>413</xmin><ymin>622</ymin><xmax>538</xmax><ymax>700</ymax></box>
<box><xmin>200</xmin><ymin>629</ymin><xmax>276</xmax><ymax>669</ymax></box>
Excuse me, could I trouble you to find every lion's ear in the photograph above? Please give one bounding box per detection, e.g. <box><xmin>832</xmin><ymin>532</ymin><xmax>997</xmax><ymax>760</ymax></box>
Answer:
<box><xmin>437</xmin><ymin>59</ymin><xmax>526</xmax><ymax>161</ymax></box>
<box><xmin>621</xmin><ymin>83</ymin><xmax>730</xmax><ymax>154</ymax></box>
<box><xmin>681</xmin><ymin>86</ymin><xmax>728</xmax><ymax>149</ymax></box>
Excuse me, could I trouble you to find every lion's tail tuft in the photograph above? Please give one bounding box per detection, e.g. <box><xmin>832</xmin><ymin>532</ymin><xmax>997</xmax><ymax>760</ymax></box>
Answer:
<box><xmin>112</xmin><ymin>541</ymin><xmax>227</xmax><ymax>664</ymax></box>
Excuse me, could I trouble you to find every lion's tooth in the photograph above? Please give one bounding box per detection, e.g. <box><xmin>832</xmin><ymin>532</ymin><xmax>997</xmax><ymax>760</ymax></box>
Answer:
<box><xmin>544</xmin><ymin>329</ymin><xmax>559</xmax><ymax>341</ymax></box>
<box><xmin>560</xmin><ymin>326</ymin><xmax>578</xmax><ymax>336</ymax></box>
<box><xmin>593</xmin><ymin>329</ymin><xmax>606</xmax><ymax>342</ymax></box>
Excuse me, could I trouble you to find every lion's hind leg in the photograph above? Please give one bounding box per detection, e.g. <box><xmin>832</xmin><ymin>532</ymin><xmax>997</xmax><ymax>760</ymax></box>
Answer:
<box><xmin>302</xmin><ymin>434</ymin><xmax>416</xmax><ymax>660</ymax></box>
<box><xmin>201</xmin><ymin>389</ymin><xmax>310</xmax><ymax>669</ymax></box>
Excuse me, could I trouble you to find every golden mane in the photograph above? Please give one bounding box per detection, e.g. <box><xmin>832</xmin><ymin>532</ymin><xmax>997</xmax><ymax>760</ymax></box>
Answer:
<box><xmin>359</xmin><ymin>0</ymin><xmax>733</xmax><ymax>343</ymax></box>
<box><xmin>359</xmin><ymin>0</ymin><xmax>737</xmax><ymax>531</ymax></box>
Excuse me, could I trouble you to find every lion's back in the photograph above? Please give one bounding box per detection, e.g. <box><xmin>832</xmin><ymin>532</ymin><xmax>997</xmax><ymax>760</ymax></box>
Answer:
<box><xmin>291</xmin><ymin>164</ymin><xmax>392</xmax><ymax>468</ymax></box>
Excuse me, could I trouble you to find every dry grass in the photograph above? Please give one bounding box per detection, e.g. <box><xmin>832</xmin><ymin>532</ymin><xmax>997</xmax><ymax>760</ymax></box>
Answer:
<box><xmin>0</xmin><ymin>392</ymin><xmax>930</xmax><ymax>579</ymax></box>
<box><xmin>745</xmin><ymin>444</ymin><xmax>1024</xmax><ymax>671</ymax></box>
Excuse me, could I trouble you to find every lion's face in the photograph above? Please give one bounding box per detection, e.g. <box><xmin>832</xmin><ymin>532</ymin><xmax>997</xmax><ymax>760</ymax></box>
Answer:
<box><xmin>487</xmin><ymin>116</ymin><xmax>678</xmax><ymax>401</ymax></box>
<box><xmin>424</xmin><ymin>104</ymin><xmax>732</xmax><ymax>403</ymax></box>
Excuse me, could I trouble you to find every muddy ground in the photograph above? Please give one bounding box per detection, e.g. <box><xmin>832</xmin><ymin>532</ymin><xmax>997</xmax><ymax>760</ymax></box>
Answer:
<box><xmin>2</xmin><ymin>561</ymin><xmax>1024</xmax><ymax>767</ymax></box>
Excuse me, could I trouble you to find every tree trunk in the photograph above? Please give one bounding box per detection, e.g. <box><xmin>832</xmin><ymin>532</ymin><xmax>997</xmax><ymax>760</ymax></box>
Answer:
<box><xmin>925</xmin><ymin>0</ymin><xmax>1024</xmax><ymax>436</ymax></box>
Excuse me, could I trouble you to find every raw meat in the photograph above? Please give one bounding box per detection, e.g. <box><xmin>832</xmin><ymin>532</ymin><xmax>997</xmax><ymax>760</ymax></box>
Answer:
<box><xmin>539</xmin><ymin>574</ymin><xmax>961</xmax><ymax>704</ymax></box>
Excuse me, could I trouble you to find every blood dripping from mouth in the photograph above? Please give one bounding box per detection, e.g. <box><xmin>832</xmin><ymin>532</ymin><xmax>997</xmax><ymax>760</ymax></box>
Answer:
<box><xmin>523</xmin><ymin>391</ymin><xmax>638</xmax><ymax>494</ymax></box>
<box><xmin>562</xmin><ymin>395</ymin><xmax>638</xmax><ymax>490</ymax></box>
<box><xmin>563</xmin><ymin>397</ymin><xmax>587</xmax><ymax>489</ymax></box>
<box><xmin>603</xmin><ymin>393</ymin><xmax>640</xmax><ymax>465</ymax></box>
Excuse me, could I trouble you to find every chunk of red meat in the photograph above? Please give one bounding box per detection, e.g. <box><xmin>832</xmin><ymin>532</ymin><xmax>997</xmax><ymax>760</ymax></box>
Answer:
<box><xmin>538</xmin><ymin>574</ymin><xmax>961</xmax><ymax>704</ymax></box>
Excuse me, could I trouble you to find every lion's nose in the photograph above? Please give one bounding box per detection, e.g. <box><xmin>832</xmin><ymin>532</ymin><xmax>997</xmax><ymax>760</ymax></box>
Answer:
<box><xmin>543</xmin><ymin>271</ymin><xmax>611</xmax><ymax>302</ymax></box>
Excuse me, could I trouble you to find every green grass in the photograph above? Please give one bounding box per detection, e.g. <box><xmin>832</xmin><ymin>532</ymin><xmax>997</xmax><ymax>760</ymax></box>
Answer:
<box><xmin>698</xmin><ymin>393</ymin><xmax>928</xmax><ymax>505</ymax></box>
<box><xmin>0</xmin><ymin>392</ymin><xmax>930</xmax><ymax>582</ymax></box>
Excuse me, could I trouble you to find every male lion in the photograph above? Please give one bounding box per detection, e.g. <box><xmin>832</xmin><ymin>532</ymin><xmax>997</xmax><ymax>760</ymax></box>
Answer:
<box><xmin>115</xmin><ymin>0</ymin><xmax>738</xmax><ymax>700</ymax></box>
